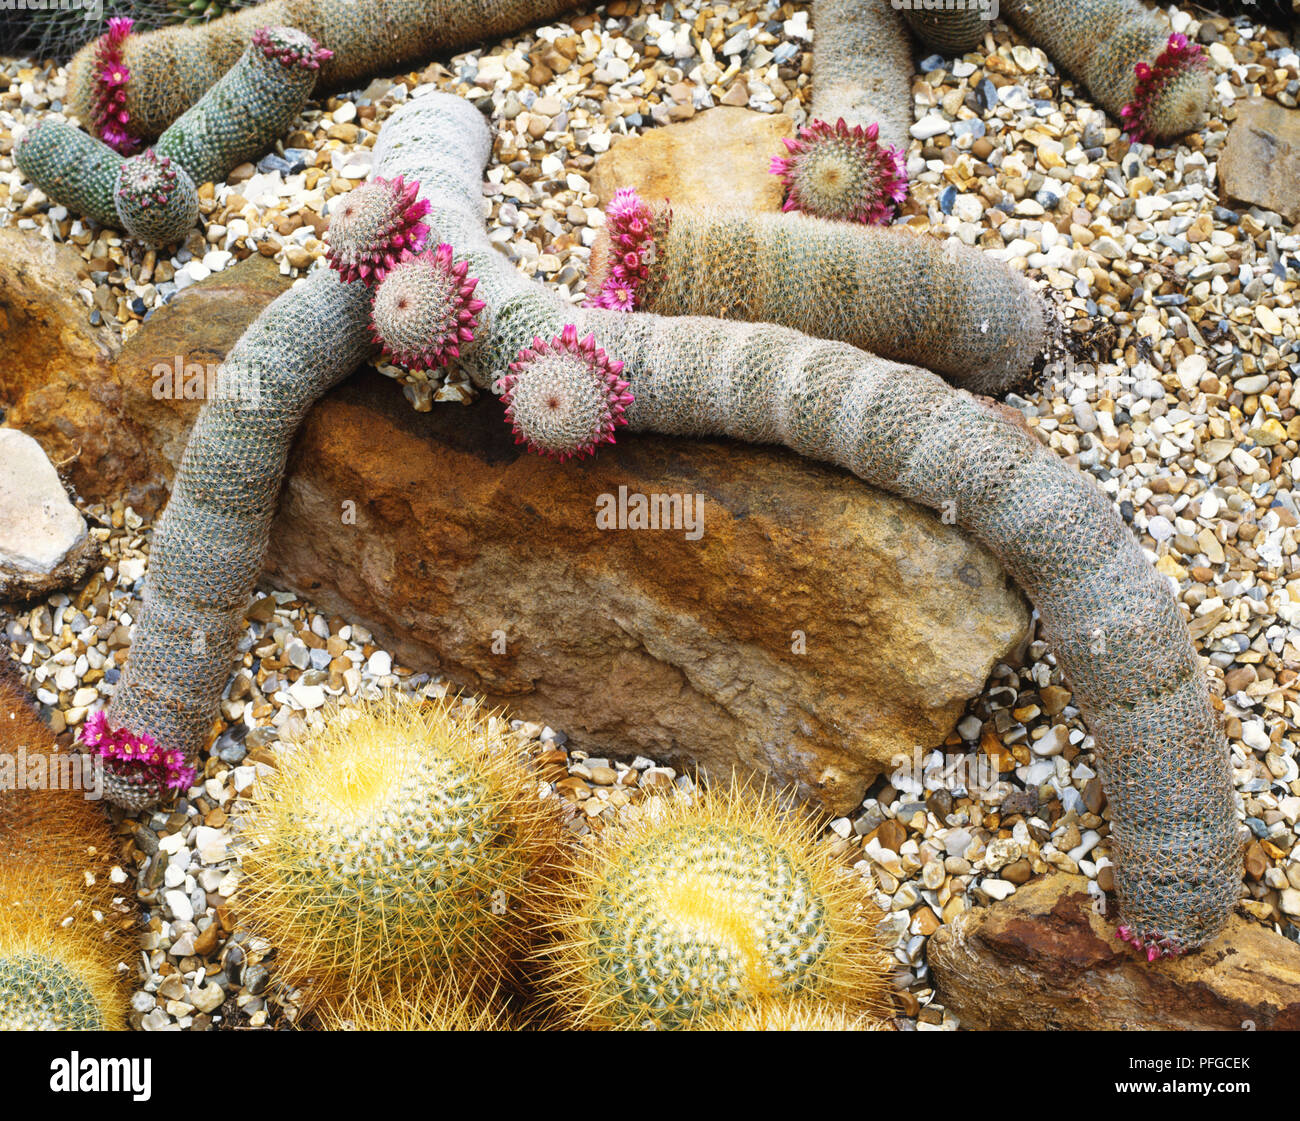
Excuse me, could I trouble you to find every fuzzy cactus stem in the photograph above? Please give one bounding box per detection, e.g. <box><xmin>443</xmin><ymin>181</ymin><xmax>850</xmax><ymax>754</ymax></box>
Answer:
<box><xmin>326</xmin><ymin>175</ymin><xmax>431</xmax><ymax>285</ymax></box>
<box><xmin>770</xmin><ymin>118</ymin><xmax>908</xmax><ymax>225</ymax></box>
<box><xmin>370</xmin><ymin>243</ymin><xmax>485</xmax><ymax>371</ymax></box>
<box><xmin>498</xmin><ymin>325</ymin><xmax>633</xmax><ymax>462</ymax></box>
<box><xmin>1120</xmin><ymin>34</ymin><xmax>1208</xmax><ymax>144</ymax></box>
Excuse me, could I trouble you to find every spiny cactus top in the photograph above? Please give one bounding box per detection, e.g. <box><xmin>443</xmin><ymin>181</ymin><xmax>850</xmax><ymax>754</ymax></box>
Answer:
<box><xmin>325</xmin><ymin>175</ymin><xmax>432</xmax><ymax>285</ymax></box>
<box><xmin>497</xmin><ymin>325</ymin><xmax>634</xmax><ymax>462</ymax></box>
<box><xmin>770</xmin><ymin>117</ymin><xmax>909</xmax><ymax>226</ymax></box>
<box><xmin>370</xmin><ymin>243</ymin><xmax>485</xmax><ymax>370</ymax></box>
<box><xmin>535</xmin><ymin>784</ymin><xmax>891</xmax><ymax>1030</ymax></box>
<box><xmin>776</xmin><ymin>0</ymin><xmax>914</xmax><ymax>224</ymax></box>
<box><xmin>236</xmin><ymin>699</ymin><xmax>564</xmax><ymax>1002</ymax></box>
<box><xmin>1001</xmin><ymin>0</ymin><xmax>1212</xmax><ymax>143</ymax></box>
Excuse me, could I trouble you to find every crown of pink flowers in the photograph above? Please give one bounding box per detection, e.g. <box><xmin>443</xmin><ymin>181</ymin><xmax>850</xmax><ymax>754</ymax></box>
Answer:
<box><xmin>770</xmin><ymin>117</ymin><xmax>908</xmax><ymax>226</ymax></box>
<box><xmin>1120</xmin><ymin>33</ymin><xmax>1207</xmax><ymax>145</ymax></box>
<box><xmin>90</xmin><ymin>16</ymin><xmax>137</xmax><ymax>154</ymax></box>
<box><xmin>117</xmin><ymin>149</ymin><xmax>180</xmax><ymax>208</ymax></box>
<box><xmin>586</xmin><ymin>187</ymin><xmax>661</xmax><ymax>312</ymax></box>
<box><xmin>499</xmin><ymin>324</ymin><xmax>634</xmax><ymax>462</ymax></box>
<box><xmin>251</xmin><ymin>25</ymin><xmax>334</xmax><ymax>71</ymax></box>
<box><xmin>325</xmin><ymin>175</ymin><xmax>432</xmax><ymax>286</ymax></box>
<box><xmin>81</xmin><ymin>709</ymin><xmax>196</xmax><ymax>793</ymax></box>
<box><xmin>370</xmin><ymin>242</ymin><xmax>486</xmax><ymax>370</ymax></box>
<box><xmin>1116</xmin><ymin>922</ymin><xmax>1186</xmax><ymax>962</ymax></box>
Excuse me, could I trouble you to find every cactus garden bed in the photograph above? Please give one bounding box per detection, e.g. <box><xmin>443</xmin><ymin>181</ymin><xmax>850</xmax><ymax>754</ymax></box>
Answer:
<box><xmin>1</xmin><ymin>0</ymin><xmax>1299</xmax><ymax>1036</ymax></box>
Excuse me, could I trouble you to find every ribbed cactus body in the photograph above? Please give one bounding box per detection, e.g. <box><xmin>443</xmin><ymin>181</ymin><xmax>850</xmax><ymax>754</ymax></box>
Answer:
<box><xmin>898</xmin><ymin>5</ymin><xmax>989</xmax><ymax>56</ymax></box>
<box><xmin>0</xmin><ymin>953</ymin><xmax>106</xmax><ymax>1031</ymax></box>
<box><xmin>102</xmin><ymin>267</ymin><xmax>374</xmax><ymax>808</ymax></box>
<box><xmin>588</xmin><ymin>205</ymin><xmax>1052</xmax><ymax>396</ymax></box>
<box><xmin>1002</xmin><ymin>0</ymin><xmax>1211</xmax><ymax>142</ymax></box>
<box><xmin>537</xmin><ymin>786</ymin><xmax>891</xmax><ymax>1030</ymax></box>
<box><xmin>14</xmin><ymin>121</ymin><xmax>124</xmax><ymax>229</ymax></box>
<box><xmin>236</xmin><ymin>700</ymin><xmax>562</xmax><ymax>1001</ymax></box>
<box><xmin>153</xmin><ymin>28</ymin><xmax>326</xmax><ymax>186</ymax></box>
<box><xmin>67</xmin><ymin>0</ymin><xmax>581</xmax><ymax>145</ymax></box>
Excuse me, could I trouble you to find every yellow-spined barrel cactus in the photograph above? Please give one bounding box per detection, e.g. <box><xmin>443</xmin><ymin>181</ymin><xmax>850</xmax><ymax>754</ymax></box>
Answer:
<box><xmin>535</xmin><ymin>784</ymin><xmax>891</xmax><ymax>1030</ymax></box>
<box><xmin>315</xmin><ymin>978</ymin><xmax>512</xmax><ymax>1031</ymax></box>
<box><xmin>586</xmin><ymin>193</ymin><xmax>1053</xmax><ymax>396</ymax></box>
<box><xmin>1</xmin><ymin>669</ymin><xmax>129</xmax><ymax>1032</ymax></box>
<box><xmin>696</xmin><ymin>999</ymin><xmax>892</xmax><ymax>1031</ymax></box>
<box><xmin>236</xmin><ymin>699</ymin><xmax>563</xmax><ymax>1003</ymax></box>
<box><xmin>1002</xmin><ymin>0</ymin><xmax>1212</xmax><ymax>143</ymax></box>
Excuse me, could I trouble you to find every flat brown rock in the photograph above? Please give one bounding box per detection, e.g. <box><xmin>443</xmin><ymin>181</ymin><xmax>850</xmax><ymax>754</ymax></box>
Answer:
<box><xmin>591</xmin><ymin>106</ymin><xmax>793</xmax><ymax>210</ymax></box>
<box><xmin>930</xmin><ymin>874</ymin><xmax>1300</xmax><ymax>1030</ymax></box>
<box><xmin>4</xmin><ymin>240</ymin><xmax>1030</xmax><ymax>813</ymax></box>
<box><xmin>1218</xmin><ymin>98</ymin><xmax>1300</xmax><ymax>223</ymax></box>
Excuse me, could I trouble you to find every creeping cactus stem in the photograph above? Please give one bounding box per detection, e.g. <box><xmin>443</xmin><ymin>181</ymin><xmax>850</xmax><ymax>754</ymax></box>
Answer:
<box><xmin>498</xmin><ymin>325</ymin><xmax>633</xmax><ymax>462</ymax></box>
<box><xmin>17</xmin><ymin>25</ymin><xmax>330</xmax><ymax>247</ymax></box>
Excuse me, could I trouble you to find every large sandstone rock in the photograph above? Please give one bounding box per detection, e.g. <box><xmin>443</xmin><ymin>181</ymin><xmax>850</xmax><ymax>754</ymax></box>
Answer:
<box><xmin>0</xmin><ymin>228</ymin><xmax>289</xmax><ymax>514</ymax></box>
<box><xmin>591</xmin><ymin>106</ymin><xmax>793</xmax><ymax>210</ymax></box>
<box><xmin>0</xmin><ymin>429</ymin><xmax>98</xmax><ymax>600</ymax></box>
<box><xmin>930</xmin><ymin>874</ymin><xmax>1300</xmax><ymax>1030</ymax></box>
<box><xmin>2</xmin><ymin>236</ymin><xmax>1030</xmax><ymax>812</ymax></box>
<box><xmin>1218</xmin><ymin>99</ymin><xmax>1300</xmax><ymax>223</ymax></box>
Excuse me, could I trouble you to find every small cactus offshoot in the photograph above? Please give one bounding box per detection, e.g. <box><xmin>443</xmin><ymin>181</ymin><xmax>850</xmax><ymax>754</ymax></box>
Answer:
<box><xmin>235</xmin><ymin>698</ymin><xmax>564</xmax><ymax>1003</ymax></box>
<box><xmin>534</xmin><ymin>781</ymin><xmax>892</xmax><ymax>1030</ymax></box>
<box><xmin>370</xmin><ymin>243</ymin><xmax>485</xmax><ymax>371</ymax></box>
<box><xmin>325</xmin><ymin>175</ymin><xmax>431</xmax><ymax>285</ymax></box>
<box><xmin>498</xmin><ymin>325</ymin><xmax>634</xmax><ymax>462</ymax></box>
<box><xmin>770</xmin><ymin>118</ymin><xmax>908</xmax><ymax>225</ymax></box>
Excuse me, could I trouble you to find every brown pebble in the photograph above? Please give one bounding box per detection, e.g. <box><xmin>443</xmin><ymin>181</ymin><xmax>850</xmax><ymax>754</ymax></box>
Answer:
<box><xmin>1001</xmin><ymin>858</ymin><xmax>1032</xmax><ymax>884</ymax></box>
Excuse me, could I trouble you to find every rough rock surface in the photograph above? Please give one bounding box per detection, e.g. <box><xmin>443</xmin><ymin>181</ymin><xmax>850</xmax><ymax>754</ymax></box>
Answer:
<box><xmin>929</xmin><ymin>874</ymin><xmax>1300</xmax><ymax>1030</ymax></box>
<box><xmin>0</xmin><ymin>229</ymin><xmax>290</xmax><ymax>515</ymax></box>
<box><xmin>1218</xmin><ymin>99</ymin><xmax>1300</xmax><ymax>223</ymax></box>
<box><xmin>2</xmin><ymin>250</ymin><xmax>1030</xmax><ymax>812</ymax></box>
<box><xmin>591</xmin><ymin>105</ymin><xmax>793</xmax><ymax>210</ymax></box>
<box><xmin>0</xmin><ymin>428</ymin><xmax>97</xmax><ymax>600</ymax></box>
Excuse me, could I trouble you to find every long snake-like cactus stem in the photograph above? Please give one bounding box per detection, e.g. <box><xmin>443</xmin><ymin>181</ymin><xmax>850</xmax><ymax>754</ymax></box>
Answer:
<box><xmin>586</xmin><ymin>198</ymin><xmax>1054</xmax><ymax>396</ymax></box>
<box><xmin>374</xmin><ymin>92</ymin><xmax>1239</xmax><ymax>956</ymax></box>
<box><xmin>97</xmin><ymin>268</ymin><xmax>374</xmax><ymax>810</ymax></box>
